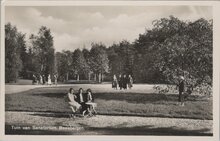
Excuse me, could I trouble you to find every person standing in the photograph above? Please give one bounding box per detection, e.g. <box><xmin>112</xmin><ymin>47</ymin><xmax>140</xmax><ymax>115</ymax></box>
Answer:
<box><xmin>32</xmin><ymin>74</ymin><xmax>36</xmax><ymax>85</ymax></box>
<box><xmin>54</xmin><ymin>74</ymin><xmax>58</xmax><ymax>86</ymax></box>
<box><xmin>122</xmin><ymin>74</ymin><xmax>127</xmax><ymax>90</ymax></box>
<box><xmin>48</xmin><ymin>74</ymin><xmax>52</xmax><ymax>85</ymax></box>
<box><xmin>39</xmin><ymin>75</ymin><xmax>43</xmax><ymax>85</ymax></box>
<box><xmin>112</xmin><ymin>74</ymin><xmax>118</xmax><ymax>90</ymax></box>
<box><xmin>128</xmin><ymin>75</ymin><xmax>133</xmax><ymax>89</ymax></box>
<box><xmin>42</xmin><ymin>75</ymin><xmax>46</xmax><ymax>85</ymax></box>
<box><xmin>118</xmin><ymin>74</ymin><xmax>123</xmax><ymax>90</ymax></box>
<box><xmin>178</xmin><ymin>76</ymin><xmax>185</xmax><ymax>106</ymax></box>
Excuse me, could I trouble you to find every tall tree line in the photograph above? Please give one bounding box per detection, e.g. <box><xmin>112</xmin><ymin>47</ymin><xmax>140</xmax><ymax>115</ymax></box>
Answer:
<box><xmin>55</xmin><ymin>43</ymin><xmax>109</xmax><ymax>83</ymax></box>
<box><xmin>5</xmin><ymin>23</ymin><xmax>55</xmax><ymax>82</ymax></box>
<box><xmin>5</xmin><ymin>16</ymin><xmax>212</xmax><ymax>95</ymax></box>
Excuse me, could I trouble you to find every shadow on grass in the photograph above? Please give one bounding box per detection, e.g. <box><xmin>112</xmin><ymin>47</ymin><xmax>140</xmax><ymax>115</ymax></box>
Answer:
<box><xmin>28</xmin><ymin>112</ymin><xmax>83</xmax><ymax>118</ymax></box>
<box><xmin>84</xmin><ymin>125</ymin><xmax>212</xmax><ymax>136</ymax></box>
<box><xmin>28</xmin><ymin>92</ymin><xmax>202</xmax><ymax>103</ymax></box>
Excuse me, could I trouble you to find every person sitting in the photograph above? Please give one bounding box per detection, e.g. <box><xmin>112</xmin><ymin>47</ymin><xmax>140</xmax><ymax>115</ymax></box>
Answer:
<box><xmin>85</xmin><ymin>89</ymin><xmax>97</xmax><ymax>116</ymax></box>
<box><xmin>76</xmin><ymin>88</ymin><xmax>87</xmax><ymax>116</ymax></box>
<box><xmin>65</xmin><ymin>88</ymin><xmax>81</xmax><ymax>118</ymax></box>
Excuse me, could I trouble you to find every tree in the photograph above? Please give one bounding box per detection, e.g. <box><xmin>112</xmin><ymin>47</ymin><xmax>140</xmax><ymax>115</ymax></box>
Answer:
<box><xmin>82</xmin><ymin>48</ymin><xmax>92</xmax><ymax>80</ymax></box>
<box><xmin>5</xmin><ymin>23</ymin><xmax>23</xmax><ymax>83</ymax></box>
<box><xmin>90</xmin><ymin>43</ymin><xmax>109</xmax><ymax>82</ymax></box>
<box><xmin>18</xmin><ymin>32</ymin><xmax>28</xmax><ymax>79</ymax></box>
<box><xmin>56</xmin><ymin>50</ymin><xmax>73</xmax><ymax>81</ymax></box>
<box><xmin>29</xmin><ymin>26</ymin><xmax>55</xmax><ymax>78</ymax></box>
<box><xmin>151</xmin><ymin>17</ymin><xmax>212</xmax><ymax>95</ymax></box>
<box><xmin>107</xmin><ymin>40</ymin><xmax>135</xmax><ymax>81</ymax></box>
<box><xmin>72</xmin><ymin>49</ymin><xmax>89</xmax><ymax>81</ymax></box>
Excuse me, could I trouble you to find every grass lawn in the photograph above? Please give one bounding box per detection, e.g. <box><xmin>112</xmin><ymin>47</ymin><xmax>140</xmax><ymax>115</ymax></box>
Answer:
<box><xmin>5</xmin><ymin>86</ymin><xmax>213</xmax><ymax>120</ymax></box>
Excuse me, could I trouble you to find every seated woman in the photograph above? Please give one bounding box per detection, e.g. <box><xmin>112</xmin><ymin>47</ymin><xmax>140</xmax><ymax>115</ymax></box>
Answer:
<box><xmin>85</xmin><ymin>88</ymin><xmax>97</xmax><ymax>116</ymax></box>
<box><xmin>66</xmin><ymin>88</ymin><xmax>81</xmax><ymax>117</ymax></box>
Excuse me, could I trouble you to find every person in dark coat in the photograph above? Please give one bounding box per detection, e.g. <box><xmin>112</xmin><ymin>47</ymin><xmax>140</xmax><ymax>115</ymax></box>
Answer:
<box><xmin>122</xmin><ymin>74</ymin><xmax>128</xmax><ymax>90</ymax></box>
<box><xmin>32</xmin><ymin>74</ymin><xmax>36</xmax><ymax>85</ymax></box>
<box><xmin>118</xmin><ymin>74</ymin><xmax>123</xmax><ymax>90</ymax></box>
<box><xmin>178</xmin><ymin>76</ymin><xmax>185</xmax><ymax>106</ymax></box>
<box><xmin>42</xmin><ymin>75</ymin><xmax>46</xmax><ymax>85</ymax></box>
<box><xmin>75</xmin><ymin>88</ymin><xmax>87</xmax><ymax>116</ymax></box>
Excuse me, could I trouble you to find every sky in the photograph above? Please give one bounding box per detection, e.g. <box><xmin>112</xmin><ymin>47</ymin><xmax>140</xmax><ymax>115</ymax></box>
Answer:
<box><xmin>5</xmin><ymin>6</ymin><xmax>212</xmax><ymax>52</ymax></box>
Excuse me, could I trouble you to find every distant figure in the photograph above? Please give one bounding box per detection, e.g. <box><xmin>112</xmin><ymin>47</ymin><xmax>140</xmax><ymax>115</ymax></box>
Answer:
<box><xmin>48</xmin><ymin>74</ymin><xmax>52</xmax><ymax>85</ymax></box>
<box><xmin>128</xmin><ymin>75</ymin><xmax>133</xmax><ymax>89</ymax></box>
<box><xmin>66</xmin><ymin>88</ymin><xmax>81</xmax><ymax>117</ymax></box>
<box><xmin>32</xmin><ymin>74</ymin><xmax>36</xmax><ymax>85</ymax></box>
<box><xmin>178</xmin><ymin>76</ymin><xmax>185</xmax><ymax>106</ymax></box>
<box><xmin>112</xmin><ymin>75</ymin><xmax>118</xmax><ymax>90</ymax></box>
<box><xmin>54</xmin><ymin>74</ymin><xmax>58</xmax><ymax>86</ymax></box>
<box><xmin>118</xmin><ymin>74</ymin><xmax>123</xmax><ymax>90</ymax></box>
<box><xmin>42</xmin><ymin>75</ymin><xmax>46</xmax><ymax>85</ymax></box>
<box><xmin>39</xmin><ymin>75</ymin><xmax>43</xmax><ymax>85</ymax></box>
<box><xmin>76</xmin><ymin>88</ymin><xmax>87</xmax><ymax>116</ymax></box>
<box><xmin>122</xmin><ymin>74</ymin><xmax>127</xmax><ymax>90</ymax></box>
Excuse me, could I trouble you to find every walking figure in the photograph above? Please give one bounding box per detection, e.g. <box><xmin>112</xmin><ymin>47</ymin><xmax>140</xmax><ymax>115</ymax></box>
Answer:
<box><xmin>39</xmin><ymin>75</ymin><xmax>43</xmax><ymax>85</ymax></box>
<box><xmin>32</xmin><ymin>74</ymin><xmax>36</xmax><ymax>85</ymax></box>
<box><xmin>122</xmin><ymin>74</ymin><xmax>127</xmax><ymax>90</ymax></box>
<box><xmin>48</xmin><ymin>74</ymin><xmax>52</xmax><ymax>85</ymax></box>
<box><xmin>42</xmin><ymin>75</ymin><xmax>46</xmax><ymax>85</ymax></box>
<box><xmin>178</xmin><ymin>76</ymin><xmax>185</xmax><ymax>106</ymax></box>
<box><xmin>112</xmin><ymin>74</ymin><xmax>118</xmax><ymax>90</ymax></box>
<box><xmin>54</xmin><ymin>74</ymin><xmax>58</xmax><ymax>86</ymax></box>
<box><xmin>128</xmin><ymin>75</ymin><xmax>133</xmax><ymax>89</ymax></box>
<box><xmin>118</xmin><ymin>74</ymin><xmax>123</xmax><ymax>90</ymax></box>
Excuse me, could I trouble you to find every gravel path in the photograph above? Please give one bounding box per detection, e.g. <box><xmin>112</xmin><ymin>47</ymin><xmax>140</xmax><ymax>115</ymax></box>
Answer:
<box><xmin>5</xmin><ymin>111</ymin><xmax>212</xmax><ymax>135</ymax></box>
<box><xmin>5</xmin><ymin>84</ymin><xmax>175</xmax><ymax>94</ymax></box>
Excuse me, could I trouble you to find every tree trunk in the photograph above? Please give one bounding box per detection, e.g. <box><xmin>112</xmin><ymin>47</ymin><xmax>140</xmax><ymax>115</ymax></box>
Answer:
<box><xmin>88</xmin><ymin>72</ymin><xmax>91</xmax><ymax>81</ymax></box>
<box><xmin>102</xmin><ymin>73</ymin><xmax>104</xmax><ymax>82</ymax></box>
<box><xmin>94</xmin><ymin>73</ymin><xmax>97</xmax><ymax>81</ymax></box>
<box><xmin>66</xmin><ymin>72</ymin><xmax>69</xmax><ymax>81</ymax></box>
<box><xmin>98</xmin><ymin>73</ymin><xmax>101</xmax><ymax>83</ymax></box>
<box><xmin>77</xmin><ymin>74</ymin><xmax>79</xmax><ymax>81</ymax></box>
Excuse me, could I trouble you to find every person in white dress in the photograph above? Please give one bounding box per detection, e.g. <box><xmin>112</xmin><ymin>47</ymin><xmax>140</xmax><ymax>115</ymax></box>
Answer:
<box><xmin>39</xmin><ymin>75</ymin><xmax>43</xmax><ymax>85</ymax></box>
<box><xmin>54</xmin><ymin>74</ymin><xmax>58</xmax><ymax>86</ymax></box>
<box><xmin>47</xmin><ymin>74</ymin><xmax>52</xmax><ymax>85</ymax></box>
<box><xmin>67</xmin><ymin>88</ymin><xmax>81</xmax><ymax>117</ymax></box>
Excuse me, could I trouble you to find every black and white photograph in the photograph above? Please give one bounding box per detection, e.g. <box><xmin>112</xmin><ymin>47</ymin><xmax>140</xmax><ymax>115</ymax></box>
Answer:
<box><xmin>0</xmin><ymin>1</ymin><xmax>219</xmax><ymax>140</ymax></box>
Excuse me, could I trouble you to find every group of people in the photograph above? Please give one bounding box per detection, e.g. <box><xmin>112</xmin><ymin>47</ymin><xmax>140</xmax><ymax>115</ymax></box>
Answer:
<box><xmin>32</xmin><ymin>74</ymin><xmax>58</xmax><ymax>85</ymax></box>
<box><xmin>65</xmin><ymin>88</ymin><xmax>97</xmax><ymax>117</ymax></box>
<box><xmin>112</xmin><ymin>74</ymin><xmax>133</xmax><ymax>90</ymax></box>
